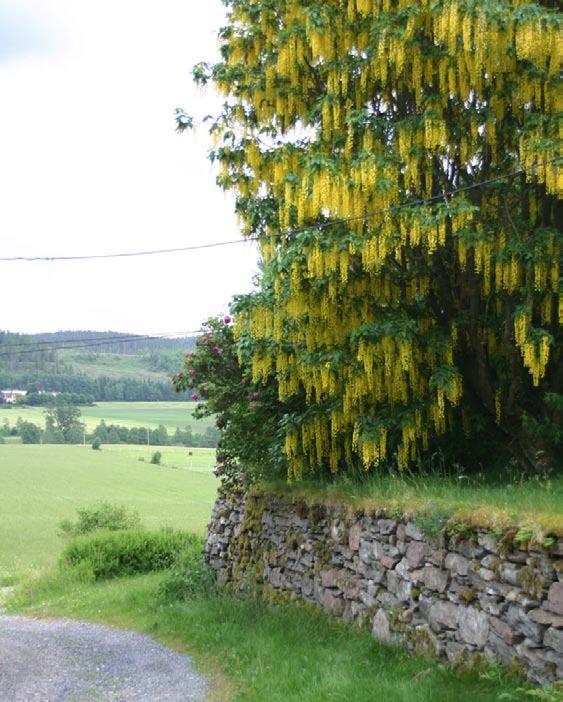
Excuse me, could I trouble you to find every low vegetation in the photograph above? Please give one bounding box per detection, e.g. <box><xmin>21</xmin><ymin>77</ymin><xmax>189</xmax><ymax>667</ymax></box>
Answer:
<box><xmin>58</xmin><ymin>502</ymin><xmax>141</xmax><ymax>538</ymax></box>
<box><xmin>60</xmin><ymin>528</ymin><xmax>200</xmax><ymax>580</ymax></box>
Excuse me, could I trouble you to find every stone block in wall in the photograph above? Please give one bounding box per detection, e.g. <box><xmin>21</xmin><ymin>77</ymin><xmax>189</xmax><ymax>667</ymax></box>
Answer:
<box><xmin>444</xmin><ymin>552</ymin><xmax>470</xmax><ymax>576</ymax></box>
<box><xmin>547</xmin><ymin>582</ymin><xmax>563</xmax><ymax>615</ymax></box>
<box><xmin>428</xmin><ymin>600</ymin><xmax>460</xmax><ymax>631</ymax></box>
<box><xmin>372</xmin><ymin>608</ymin><xmax>392</xmax><ymax>642</ymax></box>
<box><xmin>458</xmin><ymin>606</ymin><xmax>489</xmax><ymax>647</ymax></box>
<box><xmin>406</xmin><ymin>541</ymin><xmax>428</xmax><ymax>569</ymax></box>
<box><xmin>405</xmin><ymin>521</ymin><xmax>425</xmax><ymax>540</ymax></box>
<box><xmin>422</xmin><ymin>565</ymin><xmax>449</xmax><ymax>592</ymax></box>
<box><xmin>529</xmin><ymin>609</ymin><xmax>563</xmax><ymax>628</ymax></box>
<box><xmin>544</xmin><ymin>627</ymin><xmax>563</xmax><ymax>654</ymax></box>
<box><xmin>386</xmin><ymin>571</ymin><xmax>412</xmax><ymax>602</ymax></box>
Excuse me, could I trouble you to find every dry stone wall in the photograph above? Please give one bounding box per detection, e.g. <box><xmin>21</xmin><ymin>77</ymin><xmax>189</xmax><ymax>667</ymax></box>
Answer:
<box><xmin>204</xmin><ymin>490</ymin><xmax>563</xmax><ymax>685</ymax></box>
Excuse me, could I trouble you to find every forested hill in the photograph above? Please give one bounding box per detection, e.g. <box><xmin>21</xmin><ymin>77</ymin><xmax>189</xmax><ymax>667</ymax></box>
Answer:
<box><xmin>0</xmin><ymin>330</ymin><xmax>197</xmax><ymax>401</ymax></box>
<box><xmin>33</xmin><ymin>331</ymin><xmax>197</xmax><ymax>354</ymax></box>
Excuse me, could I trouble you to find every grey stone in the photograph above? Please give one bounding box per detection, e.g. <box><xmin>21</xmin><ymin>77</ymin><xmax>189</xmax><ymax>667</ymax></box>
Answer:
<box><xmin>376</xmin><ymin>591</ymin><xmax>399</xmax><ymax>609</ymax></box>
<box><xmin>359</xmin><ymin>539</ymin><xmax>373</xmax><ymax>564</ymax></box>
<box><xmin>395</xmin><ymin>557</ymin><xmax>410</xmax><ymax>579</ymax></box>
<box><xmin>544</xmin><ymin>627</ymin><xmax>563</xmax><ymax>654</ymax></box>
<box><xmin>373</xmin><ymin>541</ymin><xmax>399</xmax><ymax>559</ymax></box>
<box><xmin>477</xmin><ymin>533</ymin><xmax>498</xmax><ymax>553</ymax></box>
<box><xmin>322</xmin><ymin>589</ymin><xmax>345</xmax><ymax>615</ymax></box>
<box><xmin>348</xmin><ymin>524</ymin><xmax>361</xmax><ymax>551</ymax></box>
<box><xmin>405</xmin><ymin>522</ymin><xmax>425</xmax><ymax>541</ymax></box>
<box><xmin>547</xmin><ymin>582</ymin><xmax>563</xmax><ymax>615</ymax></box>
<box><xmin>481</xmin><ymin>555</ymin><xmax>500</xmax><ymax>570</ymax></box>
<box><xmin>500</xmin><ymin>562</ymin><xmax>521</xmax><ymax>587</ymax></box>
<box><xmin>489</xmin><ymin>617</ymin><xmax>520</xmax><ymax>645</ymax></box>
<box><xmin>428</xmin><ymin>601</ymin><xmax>460</xmax><ymax>631</ymax></box>
<box><xmin>372</xmin><ymin>609</ymin><xmax>392</xmax><ymax>642</ymax></box>
<box><xmin>478</xmin><ymin>568</ymin><xmax>496</xmax><ymax>581</ymax></box>
<box><xmin>378</xmin><ymin>519</ymin><xmax>397</xmax><ymax>535</ymax></box>
<box><xmin>301</xmin><ymin>574</ymin><xmax>314</xmax><ymax>597</ymax></box>
<box><xmin>428</xmin><ymin>549</ymin><xmax>447</xmax><ymax>567</ymax></box>
<box><xmin>345</xmin><ymin>577</ymin><xmax>361</xmax><ymax>600</ymax></box>
<box><xmin>422</xmin><ymin>566</ymin><xmax>449</xmax><ymax>593</ymax></box>
<box><xmin>386</xmin><ymin>571</ymin><xmax>412</xmax><ymax>602</ymax></box>
<box><xmin>444</xmin><ymin>552</ymin><xmax>470</xmax><ymax>576</ymax></box>
<box><xmin>320</xmin><ymin>569</ymin><xmax>339</xmax><ymax>588</ymax></box>
<box><xmin>406</xmin><ymin>541</ymin><xmax>428</xmax><ymax>569</ymax></box>
<box><xmin>506</xmin><ymin>605</ymin><xmax>544</xmax><ymax>642</ymax></box>
<box><xmin>529</xmin><ymin>609</ymin><xmax>563</xmax><ymax>628</ymax></box>
<box><xmin>455</xmin><ymin>541</ymin><xmax>485</xmax><ymax>559</ymax></box>
<box><xmin>458</xmin><ymin>607</ymin><xmax>489</xmax><ymax>647</ymax></box>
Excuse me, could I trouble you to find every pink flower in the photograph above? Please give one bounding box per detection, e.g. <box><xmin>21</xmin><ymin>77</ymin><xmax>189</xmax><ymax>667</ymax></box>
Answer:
<box><xmin>212</xmin><ymin>346</ymin><xmax>222</xmax><ymax>354</ymax></box>
<box><xmin>251</xmin><ymin>391</ymin><xmax>260</xmax><ymax>401</ymax></box>
<box><xmin>191</xmin><ymin>392</ymin><xmax>199</xmax><ymax>401</ymax></box>
<box><xmin>185</xmin><ymin>351</ymin><xmax>194</xmax><ymax>359</ymax></box>
<box><xmin>213</xmin><ymin>466</ymin><xmax>223</xmax><ymax>477</ymax></box>
<box><xmin>188</xmin><ymin>369</ymin><xmax>196</xmax><ymax>377</ymax></box>
<box><xmin>223</xmin><ymin>315</ymin><xmax>231</xmax><ymax>324</ymax></box>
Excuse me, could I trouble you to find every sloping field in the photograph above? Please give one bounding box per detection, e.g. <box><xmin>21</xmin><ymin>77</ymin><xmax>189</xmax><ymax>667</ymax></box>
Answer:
<box><xmin>0</xmin><ymin>445</ymin><xmax>218</xmax><ymax>575</ymax></box>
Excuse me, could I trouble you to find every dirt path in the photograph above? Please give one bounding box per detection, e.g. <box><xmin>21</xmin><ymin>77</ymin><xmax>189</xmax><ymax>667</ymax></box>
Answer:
<box><xmin>0</xmin><ymin>615</ymin><xmax>208</xmax><ymax>701</ymax></box>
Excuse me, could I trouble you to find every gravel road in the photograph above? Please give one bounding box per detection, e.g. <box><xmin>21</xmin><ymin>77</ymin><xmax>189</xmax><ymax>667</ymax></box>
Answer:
<box><xmin>0</xmin><ymin>615</ymin><xmax>208</xmax><ymax>702</ymax></box>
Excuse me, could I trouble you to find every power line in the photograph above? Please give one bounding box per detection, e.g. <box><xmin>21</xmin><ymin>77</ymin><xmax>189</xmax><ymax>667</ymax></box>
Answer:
<box><xmin>0</xmin><ymin>161</ymin><xmax>556</xmax><ymax>263</ymax></box>
<box><xmin>0</xmin><ymin>330</ymin><xmax>200</xmax><ymax>352</ymax></box>
<box><xmin>0</xmin><ymin>330</ymin><xmax>205</xmax><ymax>357</ymax></box>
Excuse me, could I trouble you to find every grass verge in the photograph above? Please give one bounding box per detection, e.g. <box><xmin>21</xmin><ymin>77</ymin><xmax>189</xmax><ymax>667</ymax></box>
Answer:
<box><xmin>263</xmin><ymin>468</ymin><xmax>563</xmax><ymax>537</ymax></box>
<box><xmin>8</xmin><ymin>568</ymin><xmax>552</xmax><ymax>702</ymax></box>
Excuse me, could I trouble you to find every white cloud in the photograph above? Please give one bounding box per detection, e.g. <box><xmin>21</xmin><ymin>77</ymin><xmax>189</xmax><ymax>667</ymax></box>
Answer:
<box><xmin>0</xmin><ymin>0</ymin><xmax>259</xmax><ymax>334</ymax></box>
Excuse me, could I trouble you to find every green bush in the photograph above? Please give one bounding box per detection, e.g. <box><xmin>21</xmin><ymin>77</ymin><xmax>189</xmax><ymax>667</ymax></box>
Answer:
<box><xmin>58</xmin><ymin>502</ymin><xmax>141</xmax><ymax>538</ymax></box>
<box><xmin>91</xmin><ymin>437</ymin><xmax>101</xmax><ymax>450</ymax></box>
<box><xmin>150</xmin><ymin>451</ymin><xmax>162</xmax><ymax>465</ymax></box>
<box><xmin>60</xmin><ymin>528</ymin><xmax>200</xmax><ymax>580</ymax></box>
<box><xmin>158</xmin><ymin>536</ymin><xmax>215</xmax><ymax>601</ymax></box>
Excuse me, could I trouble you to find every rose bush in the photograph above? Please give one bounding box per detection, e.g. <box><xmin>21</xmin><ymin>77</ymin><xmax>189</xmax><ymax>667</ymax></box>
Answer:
<box><xmin>173</xmin><ymin>315</ymin><xmax>290</xmax><ymax>489</ymax></box>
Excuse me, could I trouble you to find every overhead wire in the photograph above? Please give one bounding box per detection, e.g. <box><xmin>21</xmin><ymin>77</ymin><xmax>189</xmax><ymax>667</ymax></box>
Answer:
<box><xmin>0</xmin><ymin>160</ymin><xmax>557</xmax><ymax>263</ymax></box>
<box><xmin>0</xmin><ymin>330</ymin><xmax>201</xmax><ymax>352</ymax></box>
<box><xmin>0</xmin><ymin>330</ymin><xmax>205</xmax><ymax>357</ymax></box>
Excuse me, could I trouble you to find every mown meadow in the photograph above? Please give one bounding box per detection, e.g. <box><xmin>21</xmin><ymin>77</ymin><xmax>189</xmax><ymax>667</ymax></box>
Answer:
<box><xmin>0</xmin><ymin>400</ymin><xmax>213</xmax><ymax>433</ymax></box>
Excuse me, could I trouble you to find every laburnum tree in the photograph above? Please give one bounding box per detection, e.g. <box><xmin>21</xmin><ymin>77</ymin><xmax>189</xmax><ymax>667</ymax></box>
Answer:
<box><xmin>191</xmin><ymin>0</ymin><xmax>561</xmax><ymax>479</ymax></box>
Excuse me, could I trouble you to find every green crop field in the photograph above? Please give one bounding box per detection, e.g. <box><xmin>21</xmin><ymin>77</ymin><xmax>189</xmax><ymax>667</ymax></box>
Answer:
<box><xmin>59</xmin><ymin>350</ymin><xmax>168</xmax><ymax>381</ymax></box>
<box><xmin>0</xmin><ymin>444</ymin><xmax>218</xmax><ymax>576</ymax></box>
<box><xmin>0</xmin><ymin>401</ymin><xmax>214</xmax><ymax>433</ymax></box>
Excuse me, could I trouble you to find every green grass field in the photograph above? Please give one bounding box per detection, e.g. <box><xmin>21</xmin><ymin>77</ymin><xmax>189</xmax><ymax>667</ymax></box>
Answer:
<box><xmin>60</xmin><ymin>350</ymin><xmax>168</xmax><ymax>381</ymax></box>
<box><xmin>1</xmin><ymin>401</ymin><xmax>214</xmax><ymax>433</ymax></box>
<box><xmin>0</xmin><ymin>444</ymin><xmax>218</xmax><ymax>575</ymax></box>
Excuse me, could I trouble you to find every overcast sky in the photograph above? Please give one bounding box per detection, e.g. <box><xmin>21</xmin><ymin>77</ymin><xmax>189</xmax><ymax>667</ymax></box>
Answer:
<box><xmin>0</xmin><ymin>0</ymin><xmax>259</xmax><ymax>336</ymax></box>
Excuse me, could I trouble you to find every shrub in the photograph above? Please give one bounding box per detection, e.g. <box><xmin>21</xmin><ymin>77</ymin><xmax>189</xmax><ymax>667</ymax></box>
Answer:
<box><xmin>150</xmin><ymin>451</ymin><xmax>162</xmax><ymax>465</ymax></box>
<box><xmin>60</xmin><ymin>528</ymin><xmax>200</xmax><ymax>580</ymax></box>
<box><xmin>158</xmin><ymin>536</ymin><xmax>215</xmax><ymax>601</ymax></box>
<box><xmin>58</xmin><ymin>502</ymin><xmax>141</xmax><ymax>538</ymax></box>
<box><xmin>91</xmin><ymin>437</ymin><xmax>101</xmax><ymax>450</ymax></box>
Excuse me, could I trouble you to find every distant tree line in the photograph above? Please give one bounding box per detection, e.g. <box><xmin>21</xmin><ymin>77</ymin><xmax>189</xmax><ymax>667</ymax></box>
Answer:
<box><xmin>0</xmin><ymin>371</ymin><xmax>182</xmax><ymax>401</ymax></box>
<box><xmin>90</xmin><ymin>421</ymin><xmax>219</xmax><ymax>447</ymax></box>
<box><xmin>1</xmin><ymin>413</ymin><xmax>219</xmax><ymax>448</ymax></box>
